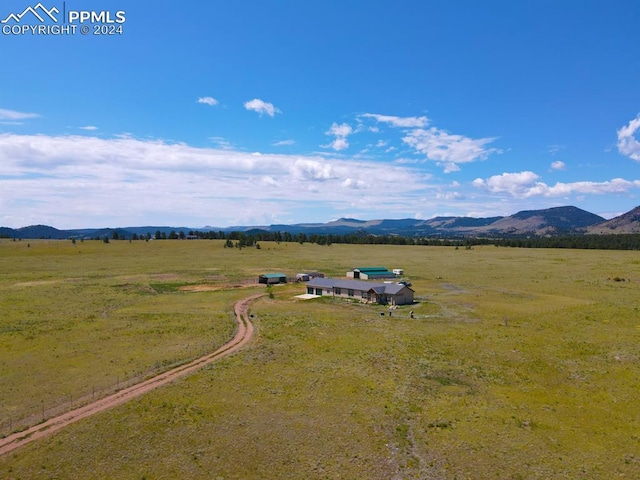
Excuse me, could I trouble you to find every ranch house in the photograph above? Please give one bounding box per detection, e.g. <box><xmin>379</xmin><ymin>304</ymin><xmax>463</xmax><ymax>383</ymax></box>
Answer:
<box><xmin>306</xmin><ymin>277</ymin><xmax>414</xmax><ymax>306</ymax></box>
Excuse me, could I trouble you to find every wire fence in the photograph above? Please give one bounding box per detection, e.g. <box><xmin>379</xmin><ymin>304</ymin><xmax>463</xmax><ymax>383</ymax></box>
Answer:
<box><xmin>0</xmin><ymin>341</ymin><xmax>223</xmax><ymax>438</ymax></box>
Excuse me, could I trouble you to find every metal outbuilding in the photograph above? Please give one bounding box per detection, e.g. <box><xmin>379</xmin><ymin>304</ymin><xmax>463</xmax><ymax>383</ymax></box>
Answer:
<box><xmin>258</xmin><ymin>273</ymin><xmax>287</xmax><ymax>285</ymax></box>
<box><xmin>346</xmin><ymin>266</ymin><xmax>397</xmax><ymax>280</ymax></box>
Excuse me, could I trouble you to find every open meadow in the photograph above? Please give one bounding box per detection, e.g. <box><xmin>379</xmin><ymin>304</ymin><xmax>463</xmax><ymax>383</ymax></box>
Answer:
<box><xmin>1</xmin><ymin>238</ymin><xmax>639</xmax><ymax>478</ymax></box>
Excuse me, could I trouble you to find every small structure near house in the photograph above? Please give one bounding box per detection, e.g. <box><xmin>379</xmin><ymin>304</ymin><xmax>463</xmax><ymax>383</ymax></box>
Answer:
<box><xmin>347</xmin><ymin>266</ymin><xmax>397</xmax><ymax>280</ymax></box>
<box><xmin>306</xmin><ymin>277</ymin><xmax>414</xmax><ymax>305</ymax></box>
<box><xmin>295</xmin><ymin>272</ymin><xmax>325</xmax><ymax>282</ymax></box>
<box><xmin>258</xmin><ymin>273</ymin><xmax>287</xmax><ymax>285</ymax></box>
<box><xmin>393</xmin><ymin>268</ymin><xmax>404</xmax><ymax>276</ymax></box>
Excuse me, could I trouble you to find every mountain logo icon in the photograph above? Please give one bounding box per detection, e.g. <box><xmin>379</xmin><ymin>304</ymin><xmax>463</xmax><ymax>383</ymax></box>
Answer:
<box><xmin>1</xmin><ymin>3</ymin><xmax>59</xmax><ymax>23</ymax></box>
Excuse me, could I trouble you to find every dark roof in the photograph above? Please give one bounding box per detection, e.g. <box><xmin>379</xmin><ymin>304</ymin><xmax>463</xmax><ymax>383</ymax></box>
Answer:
<box><xmin>379</xmin><ymin>283</ymin><xmax>409</xmax><ymax>294</ymax></box>
<box><xmin>309</xmin><ymin>277</ymin><xmax>372</xmax><ymax>291</ymax></box>
<box><xmin>354</xmin><ymin>267</ymin><xmax>389</xmax><ymax>272</ymax></box>
<box><xmin>307</xmin><ymin>277</ymin><xmax>413</xmax><ymax>294</ymax></box>
<box><xmin>364</xmin><ymin>272</ymin><xmax>397</xmax><ymax>278</ymax></box>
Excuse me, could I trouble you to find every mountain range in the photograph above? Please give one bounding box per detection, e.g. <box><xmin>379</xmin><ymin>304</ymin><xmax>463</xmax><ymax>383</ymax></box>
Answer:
<box><xmin>2</xmin><ymin>206</ymin><xmax>639</xmax><ymax>240</ymax></box>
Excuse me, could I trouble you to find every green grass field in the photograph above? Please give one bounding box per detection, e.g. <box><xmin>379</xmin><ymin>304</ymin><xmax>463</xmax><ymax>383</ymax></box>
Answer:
<box><xmin>1</xmin><ymin>239</ymin><xmax>639</xmax><ymax>478</ymax></box>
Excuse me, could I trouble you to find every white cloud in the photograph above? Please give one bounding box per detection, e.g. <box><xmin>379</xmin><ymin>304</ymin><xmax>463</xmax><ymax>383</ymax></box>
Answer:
<box><xmin>290</xmin><ymin>159</ymin><xmax>336</xmax><ymax>181</ymax></box>
<box><xmin>209</xmin><ymin>136</ymin><xmax>234</xmax><ymax>150</ymax></box>
<box><xmin>617</xmin><ymin>114</ymin><xmax>640</xmax><ymax>161</ymax></box>
<box><xmin>360</xmin><ymin>113</ymin><xmax>429</xmax><ymax>128</ymax></box>
<box><xmin>532</xmin><ymin>178</ymin><xmax>640</xmax><ymax>197</ymax></box>
<box><xmin>473</xmin><ymin>171</ymin><xmax>640</xmax><ymax>198</ymax></box>
<box><xmin>197</xmin><ymin>97</ymin><xmax>219</xmax><ymax>107</ymax></box>
<box><xmin>548</xmin><ymin>144</ymin><xmax>564</xmax><ymax>155</ymax></box>
<box><xmin>324</xmin><ymin>122</ymin><xmax>353</xmax><ymax>151</ymax></box>
<box><xmin>272</xmin><ymin>139</ymin><xmax>295</xmax><ymax>146</ymax></box>
<box><xmin>551</xmin><ymin>160</ymin><xmax>566</xmax><ymax>170</ymax></box>
<box><xmin>79</xmin><ymin>126</ymin><xmax>98</xmax><ymax>131</ymax></box>
<box><xmin>473</xmin><ymin>171</ymin><xmax>541</xmax><ymax>196</ymax></box>
<box><xmin>359</xmin><ymin>112</ymin><xmax>500</xmax><ymax>172</ymax></box>
<box><xmin>403</xmin><ymin>127</ymin><xmax>501</xmax><ymax>172</ymax></box>
<box><xmin>0</xmin><ymin>108</ymin><xmax>40</xmax><ymax>120</ymax></box>
<box><xmin>327</xmin><ymin>137</ymin><xmax>349</xmax><ymax>151</ymax></box>
<box><xmin>244</xmin><ymin>98</ymin><xmax>281</xmax><ymax>117</ymax></box>
<box><xmin>327</xmin><ymin>123</ymin><xmax>353</xmax><ymax>138</ymax></box>
<box><xmin>260</xmin><ymin>175</ymin><xmax>279</xmax><ymax>187</ymax></box>
<box><xmin>436</xmin><ymin>191</ymin><xmax>462</xmax><ymax>200</ymax></box>
<box><xmin>0</xmin><ymin>133</ymin><xmax>431</xmax><ymax>228</ymax></box>
<box><xmin>342</xmin><ymin>178</ymin><xmax>366</xmax><ymax>189</ymax></box>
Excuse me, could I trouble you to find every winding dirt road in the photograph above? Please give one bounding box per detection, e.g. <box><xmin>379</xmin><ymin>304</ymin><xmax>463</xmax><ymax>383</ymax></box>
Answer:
<box><xmin>0</xmin><ymin>293</ymin><xmax>263</xmax><ymax>457</ymax></box>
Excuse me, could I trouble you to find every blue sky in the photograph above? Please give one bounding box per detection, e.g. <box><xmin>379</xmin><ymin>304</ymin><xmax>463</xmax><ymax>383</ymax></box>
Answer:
<box><xmin>1</xmin><ymin>0</ymin><xmax>639</xmax><ymax>229</ymax></box>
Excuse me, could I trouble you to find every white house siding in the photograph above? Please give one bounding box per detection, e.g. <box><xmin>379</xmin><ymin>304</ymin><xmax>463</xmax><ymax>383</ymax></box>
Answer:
<box><xmin>306</xmin><ymin>278</ymin><xmax>414</xmax><ymax>305</ymax></box>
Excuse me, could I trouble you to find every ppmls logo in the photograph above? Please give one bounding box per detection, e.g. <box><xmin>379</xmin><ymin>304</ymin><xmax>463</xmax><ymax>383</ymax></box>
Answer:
<box><xmin>1</xmin><ymin>3</ymin><xmax>59</xmax><ymax>23</ymax></box>
<box><xmin>2</xmin><ymin>2</ymin><xmax>126</xmax><ymax>36</ymax></box>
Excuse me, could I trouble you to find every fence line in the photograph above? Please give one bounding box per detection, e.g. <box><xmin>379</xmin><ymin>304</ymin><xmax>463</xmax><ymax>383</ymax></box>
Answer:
<box><xmin>0</xmin><ymin>342</ymin><xmax>220</xmax><ymax>438</ymax></box>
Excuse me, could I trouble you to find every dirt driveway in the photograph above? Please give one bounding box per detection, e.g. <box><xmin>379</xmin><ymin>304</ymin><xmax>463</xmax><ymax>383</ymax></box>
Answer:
<box><xmin>0</xmin><ymin>293</ymin><xmax>263</xmax><ymax>457</ymax></box>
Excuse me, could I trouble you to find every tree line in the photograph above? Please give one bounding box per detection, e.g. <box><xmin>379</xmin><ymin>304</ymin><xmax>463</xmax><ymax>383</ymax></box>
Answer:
<box><xmin>101</xmin><ymin>229</ymin><xmax>640</xmax><ymax>250</ymax></box>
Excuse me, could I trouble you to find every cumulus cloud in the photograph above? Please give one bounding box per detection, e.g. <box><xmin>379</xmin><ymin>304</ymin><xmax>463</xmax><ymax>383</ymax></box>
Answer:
<box><xmin>197</xmin><ymin>96</ymin><xmax>219</xmax><ymax>107</ymax></box>
<box><xmin>473</xmin><ymin>171</ymin><xmax>640</xmax><ymax>198</ymax></box>
<box><xmin>617</xmin><ymin>114</ymin><xmax>640</xmax><ymax>161</ymax></box>
<box><xmin>244</xmin><ymin>98</ymin><xmax>281</xmax><ymax>117</ymax></box>
<box><xmin>79</xmin><ymin>126</ymin><xmax>98</xmax><ymax>131</ymax></box>
<box><xmin>342</xmin><ymin>178</ymin><xmax>366</xmax><ymax>189</ymax></box>
<box><xmin>0</xmin><ymin>108</ymin><xmax>40</xmax><ymax>121</ymax></box>
<box><xmin>260</xmin><ymin>175</ymin><xmax>279</xmax><ymax>187</ymax></box>
<box><xmin>290</xmin><ymin>159</ymin><xmax>336</xmax><ymax>181</ymax></box>
<box><xmin>472</xmin><ymin>171</ymin><xmax>541</xmax><ymax>196</ymax></box>
<box><xmin>551</xmin><ymin>160</ymin><xmax>566</xmax><ymax>170</ymax></box>
<box><xmin>324</xmin><ymin>122</ymin><xmax>353</xmax><ymax>151</ymax></box>
<box><xmin>360</xmin><ymin>113</ymin><xmax>429</xmax><ymax>128</ymax></box>
<box><xmin>0</xmin><ymin>133</ymin><xmax>430</xmax><ymax>228</ymax></box>
<box><xmin>403</xmin><ymin>128</ymin><xmax>501</xmax><ymax>173</ymax></box>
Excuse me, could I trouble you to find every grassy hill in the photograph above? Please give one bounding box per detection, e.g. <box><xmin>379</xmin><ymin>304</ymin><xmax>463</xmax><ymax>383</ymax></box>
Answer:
<box><xmin>1</xmin><ymin>239</ymin><xmax>639</xmax><ymax>478</ymax></box>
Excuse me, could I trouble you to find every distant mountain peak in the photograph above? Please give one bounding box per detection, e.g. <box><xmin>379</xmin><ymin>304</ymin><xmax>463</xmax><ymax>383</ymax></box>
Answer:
<box><xmin>588</xmin><ymin>205</ymin><xmax>640</xmax><ymax>234</ymax></box>
<box><xmin>332</xmin><ymin>218</ymin><xmax>366</xmax><ymax>223</ymax></box>
<box><xmin>2</xmin><ymin>206</ymin><xmax>637</xmax><ymax>239</ymax></box>
<box><xmin>487</xmin><ymin>206</ymin><xmax>604</xmax><ymax>235</ymax></box>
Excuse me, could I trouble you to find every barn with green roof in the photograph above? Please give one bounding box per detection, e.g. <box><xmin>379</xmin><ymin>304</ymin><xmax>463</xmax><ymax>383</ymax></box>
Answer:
<box><xmin>258</xmin><ymin>273</ymin><xmax>287</xmax><ymax>284</ymax></box>
<box><xmin>346</xmin><ymin>266</ymin><xmax>397</xmax><ymax>280</ymax></box>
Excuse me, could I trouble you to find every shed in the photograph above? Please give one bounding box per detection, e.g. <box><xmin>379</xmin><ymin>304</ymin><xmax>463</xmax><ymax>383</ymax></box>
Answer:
<box><xmin>258</xmin><ymin>273</ymin><xmax>287</xmax><ymax>285</ymax></box>
<box><xmin>295</xmin><ymin>272</ymin><xmax>325</xmax><ymax>282</ymax></box>
<box><xmin>347</xmin><ymin>266</ymin><xmax>397</xmax><ymax>280</ymax></box>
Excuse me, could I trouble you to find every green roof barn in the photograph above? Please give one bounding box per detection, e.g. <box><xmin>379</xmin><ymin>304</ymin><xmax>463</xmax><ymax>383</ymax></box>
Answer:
<box><xmin>347</xmin><ymin>266</ymin><xmax>397</xmax><ymax>280</ymax></box>
<box><xmin>258</xmin><ymin>273</ymin><xmax>287</xmax><ymax>285</ymax></box>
